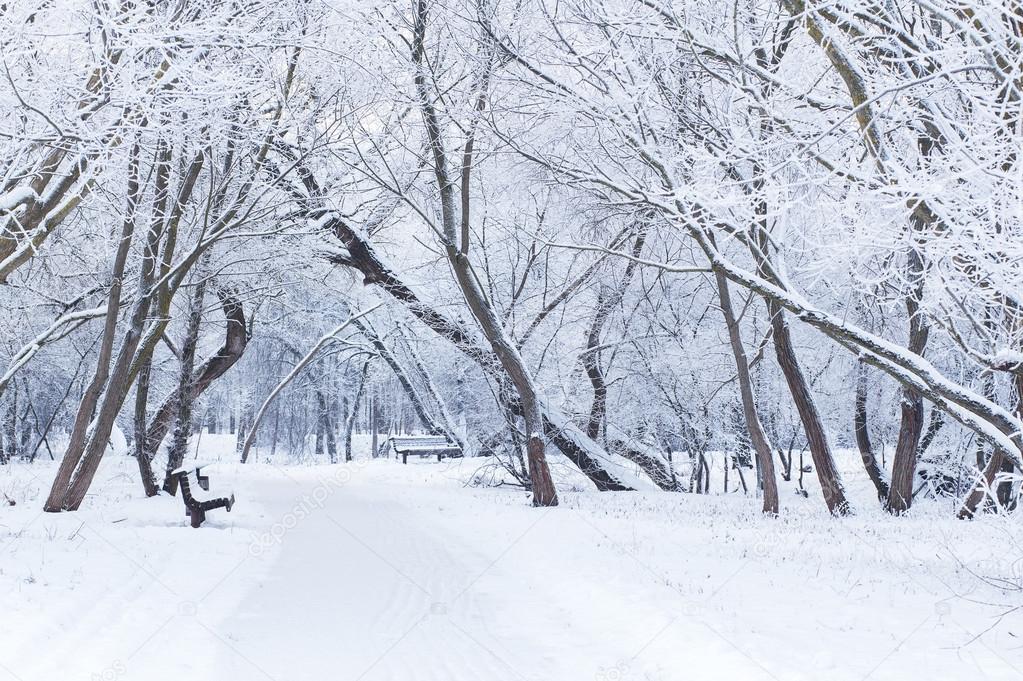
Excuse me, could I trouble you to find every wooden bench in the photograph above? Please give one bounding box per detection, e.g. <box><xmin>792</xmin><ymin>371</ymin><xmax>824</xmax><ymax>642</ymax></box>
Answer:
<box><xmin>170</xmin><ymin>464</ymin><xmax>235</xmax><ymax>528</ymax></box>
<box><xmin>387</xmin><ymin>435</ymin><xmax>462</xmax><ymax>464</ymax></box>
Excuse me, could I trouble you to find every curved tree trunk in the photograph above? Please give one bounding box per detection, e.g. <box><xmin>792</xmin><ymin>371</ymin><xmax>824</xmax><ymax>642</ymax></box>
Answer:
<box><xmin>142</xmin><ymin>289</ymin><xmax>247</xmax><ymax>459</ymax></box>
<box><xmin>583</xmin><ymin>230</ymin><xmax>645</xmax><ymax>440</ymax></box>
<box><xmin>327</xmin><ymin>216</ymin><xmax>641</xmax><ymax>492</ymax></box>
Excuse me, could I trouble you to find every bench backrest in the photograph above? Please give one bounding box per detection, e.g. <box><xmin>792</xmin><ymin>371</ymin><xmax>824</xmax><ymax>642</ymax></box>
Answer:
<box><xmin>388</xmin><ymin>435</ymin><xmax>459</xmax><ymax>451</ymax></box>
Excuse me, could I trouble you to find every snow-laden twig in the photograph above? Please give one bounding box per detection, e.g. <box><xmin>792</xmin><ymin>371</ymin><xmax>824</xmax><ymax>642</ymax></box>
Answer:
<box><xmin>0</xmin><ymin>305</ymin><xmax>106</xmax><ymax>396</ymax></box>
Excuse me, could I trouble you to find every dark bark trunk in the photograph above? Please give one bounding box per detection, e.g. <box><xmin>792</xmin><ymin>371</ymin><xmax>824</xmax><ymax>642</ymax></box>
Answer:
<box><xmin>413</xmin><ymin>0</ymin><xmax>555</xmax><ymax>506</ymax></box>
<box><xmin>917</xmin><ymin>408</ymin><xmax>944</xmax><ymax>458</ymax></box>
<box><xmin>143</xmin><ymin>290</ymin><xmax>247</xmax><ymax>459</ymax></box>
<box><xmin>768</xmin><ymin>298</ymin><xmax>850</xmax><ymax>514</ymax></box>
<box><xmin>315</xmin><ymin>388</ymin><xmax>338</xmax><ymax>463</ymax></box>
<box><xmin>714</xmin><ymin>268</ymin><xmax>779</xmax><ymax>514</ymax></box>
<box><xmin>747</xmin><ymin>217</ymin><xmax>849</xmax><ymax>515</ymax></box>
<box><xmin>854</xmin><ymin>363</ymin><xmax>890</xmax><ymax>501</ymax></box>
<box><xmin>4</xmin><ymin>385</ymin><xmax>17</xmax><ymax>463</ymax></box>
<box><xmin>45</xmin><ymin>144</ymin><xmax>145</xmax><ymax>512</ymax></box>
<box><xmin>327</xmin><ymin>216</ymin><xmax>632</xmax><ymax>493</ymax></box>
<box><xmin>583</xmin><ymin>231</ymin><xmax>645</xmax><ymax>440</ymax></box>
<box><xmin>162</xmin><ymin>280</ymin><xmax>206</xmax><ymax>495</ymax></box>
<box><xmin>886</xmin><ymin>247</ymin><xmax>929</xmax><ymax>514</ymax></box>
<box><xmin>54</xmin><ymin>141</ymin><xmax>206</xmax><ymax>510</ymax></box>
<box><xmin>370</xmin><ymin>396</ymin><xmax>378</xmax><ymax>459</ymax></box>
<box><xmin>315</xmin><ymin>411</ymin><xmax>324</xmax><ymax>459</ymax></box>
<box><xmin>133</xmin><ymin>355</ymin><xmax>159</xmax><ymax>497</ymax></box>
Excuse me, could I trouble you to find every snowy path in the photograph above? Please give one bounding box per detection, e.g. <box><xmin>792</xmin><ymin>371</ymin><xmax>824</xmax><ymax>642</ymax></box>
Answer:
<box><xmin>4</xmin><ymin>455</ymin><xmax>1023</xmax><ymax>681</ymax></box>
<box><xmin>204</xmin><ymin>468</ymin><xmax>757</xmax><ymax>681</ymax></box>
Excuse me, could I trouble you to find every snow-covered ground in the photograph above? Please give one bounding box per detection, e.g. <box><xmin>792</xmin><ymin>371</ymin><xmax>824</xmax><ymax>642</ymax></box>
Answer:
<box><xmin>2</xmin><ymin>436</ymin><xmax>1022</xmax><ymax>681</ymax></box>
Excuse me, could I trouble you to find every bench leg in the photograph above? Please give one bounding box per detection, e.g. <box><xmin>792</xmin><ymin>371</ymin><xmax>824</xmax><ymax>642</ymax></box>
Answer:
<box><xmin>437</xmin><ymin>452</ymin><xmax>442</xmax><ymax>462</ymax></box>
<box><xmin>402</xmin><ymin>452</ymin><xmax>408</xmax><ymax>464</ymax></box>
<box><xmin>189</xmin><ymin>507</ymin><xmax>206</xmax><ymax>528</ymax></box>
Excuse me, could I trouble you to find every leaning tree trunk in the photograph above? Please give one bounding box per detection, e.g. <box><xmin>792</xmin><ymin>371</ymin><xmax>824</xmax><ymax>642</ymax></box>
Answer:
<box><xmin>327</xmin><ymin>214</ymin><xmax>642</xmax><ymax>491</ymax></box>
<box><xmin>61</xmin><ymin>273</ymin><xmax>163</xmax><ymax>510</ymax></box>
<box><xmin>448</xmin><ymin>245</ymin><xmax>558</xmax><ymax>506</ymax></box>
<box><xmin>749</xmin><ymin>213</ymin><xmax>849</xmax><ymax>515</ymax></box>
<box><xmin>767</xmin><ymin>299</ymin><xmax>850</xmax><ymax>515</ymax></box>
<box><xmin>45</xmin><ymin>144</ymin><xmax>146</xmax><ymax>512</ymax></box>
<box><xmin>583</xmin><ymin>229</ymin><xmax>645</xmax><ymax>440</ymax></box>
<box><xmin>48</xmin><ymin>138</ymin><xmax>206</xmax><ymax>511</ymax></box>
<box><xmin>411</xmin><ymin>0</ymin><xmax>556</xmax><ymax>505</ymax></box>
<box><xmin>854</xmin><ymin>363</ymin><xmax>890</xmax><ymax>501</ymax></box>
<box><xmin>714</xmin><ymin>269</ymin><xmax>779</xmax><ymax>515</ymax></box>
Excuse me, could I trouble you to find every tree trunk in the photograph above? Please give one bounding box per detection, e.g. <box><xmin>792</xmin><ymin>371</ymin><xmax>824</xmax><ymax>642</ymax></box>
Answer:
<box><xmin>411</xmin><ymin>0</ymin><xmax>555</xmax><ymax>505</ymax></box>
<box><xmin>747</xmin><ymin>217</ymin><xmax>849</xmax><ymax>515</ymax></box>
<box><xmin>854</xmin><ymin>363</ymin><xmax>890</xmax><ymax>501</ymax></box>
<box><xmin>314</xmin><ymin>410</ymin><xmax>325</xmax><ymax>459</ymax></box>
<box><xmin>328</xmin><ymin>215</ymin><xmax>640</xmax><ymax>491</ymax></box>
<box><xmin>162</xmin><ymin>279</ymin><xmax>206</xmax><ymax>495</ymax></box>
<box><xmin>133</xmin><ymin>355</ymin><xmax>159</xmax><ymax>497</ymax></box>
<box><xmin>370</xmin><ymin>396</ymin><xmax>379</xmax><ymax>459</ymax></box>
<box><xmin>885</xmin><ymin>246</ymin><xmax>929</xmax><ymax>514</ymax></box>
<box><xmin>768</xmin><ymin>299</ymin><xmax>850</xmax><ymax>515</ymax></box>
<box><xmin>143</xmin><ymin>290</ymin><xmax>247</xmax><ymax>459</ymax></box>
<box><xmin>714</xmin><ymin>269</ymin><xmax>779</xmax><ymax>514</ymax></box>
<box><xmin>4</xmin><ymin>385</ymin><xmax>17</xmax><ymax>463</ymax></box>
<box><xmin>44</xmin><ymin>144</ymin><xmax>145</xmax><ymax>512</ymax></box>
<box><xmin>583</xmin><ymin>230</ymin><xmax>645</xmax><ymax>439</ymax></box>
<box><xmin>315</xmin><ymin>387</ymin><xmax>338</xmax><ymax>463</ymax></box>
<box><xmin>345</xmin><ymin>361</ymin><xmax>370</xmax><ymax>462</ymax></box>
